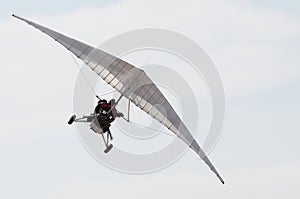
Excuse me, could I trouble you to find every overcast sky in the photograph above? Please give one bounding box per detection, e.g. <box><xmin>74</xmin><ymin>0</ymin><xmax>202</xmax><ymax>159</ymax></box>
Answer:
<box><xmin>0</xmin><ymin>0</ymin><xmax>300</xmax><ymax>198</ymax></box>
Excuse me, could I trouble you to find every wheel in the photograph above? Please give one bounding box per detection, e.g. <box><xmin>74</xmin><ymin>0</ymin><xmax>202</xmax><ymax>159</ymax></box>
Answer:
<box><xmin>68</xmin><ymin>115</ymin><xmax>76</xmax><ymax>125</ymax></box>
<box><xmin>104</xmin><ymin>144</ymin><xmax>113</xmax><ymax>153</ymax></box>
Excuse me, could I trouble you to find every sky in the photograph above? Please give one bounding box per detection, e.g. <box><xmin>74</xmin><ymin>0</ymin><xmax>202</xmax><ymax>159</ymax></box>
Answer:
<box><xmin>1</xmin><ymin>0</ymin><xmax>300</xmax><ymax>198</ymax></box>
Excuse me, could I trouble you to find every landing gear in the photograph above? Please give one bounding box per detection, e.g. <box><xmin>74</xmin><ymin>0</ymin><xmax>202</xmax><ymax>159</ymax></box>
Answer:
<box><xmin>104</xmin><ymin>144</ymin><xmax>113</xmax><ymax>153</ymax></box>
<box><xmin>68</xmin><ymin>115</ymin><xmax>76</xmax><ymax>125</ymax></box>
<box><xmin>68</xmin><ymin>114</ymin><xmax>115</xmax><ymax>153</ymax></box>
<box><xmin>100</xmin><ymin>130</ymin><xmax>114</xmax><ymax>153</ymax></box>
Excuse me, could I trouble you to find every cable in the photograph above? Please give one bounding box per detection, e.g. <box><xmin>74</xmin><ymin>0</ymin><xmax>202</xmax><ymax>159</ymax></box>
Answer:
<box><xmin>121</xmin><ymin>117</ymin><xmax>176</xmax><ymax>137</ymax></box>
<box><xmin>98</xmin><ymin>89</ymin><xmax>117</xmax><ymax>97</ymax></box>
<box><xmin>70</xmin><ymin>53</ymin><xmax>97</xmax><ymax>96</ymax></box>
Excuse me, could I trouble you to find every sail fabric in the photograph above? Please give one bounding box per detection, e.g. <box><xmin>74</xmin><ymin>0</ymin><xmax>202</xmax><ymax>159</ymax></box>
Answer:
<box><xmin>13</xmin><ymin>14</ymin><xmax>224</xmax><ymax>184</ymax></box>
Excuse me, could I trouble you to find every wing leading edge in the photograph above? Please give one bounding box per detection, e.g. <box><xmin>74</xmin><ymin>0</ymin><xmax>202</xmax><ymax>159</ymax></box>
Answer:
<box><xmin>13</xmin><ymin>14</ymin><xmax>224</xmax><ymax>184</ymax></box>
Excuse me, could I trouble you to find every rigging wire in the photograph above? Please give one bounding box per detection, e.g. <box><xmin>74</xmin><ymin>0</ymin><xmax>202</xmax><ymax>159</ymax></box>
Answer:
<box><xmin>98</xmin><ymin>89</ymin><xmax>117</xmax><ymax>97</ymax></box>
<box><xmin>70</xmin><ymin>53</ymin><xmax>97</xmax><ymax>96</ymax></box>
<box><xmin>70</xmin><ymin>53</ymin><xmax>117</xmax><ymax>98</ymax></box>
<box><xmin>121</xmin><ymin>117</ymin><xmax>176</xmax><ymax>137</ymax></box>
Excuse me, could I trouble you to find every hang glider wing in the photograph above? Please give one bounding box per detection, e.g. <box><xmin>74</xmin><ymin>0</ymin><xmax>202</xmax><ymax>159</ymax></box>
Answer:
<box><xmin>13</xmin><ymin>14</ymin><xmax>224</xmax><ymax>184</ymax></box>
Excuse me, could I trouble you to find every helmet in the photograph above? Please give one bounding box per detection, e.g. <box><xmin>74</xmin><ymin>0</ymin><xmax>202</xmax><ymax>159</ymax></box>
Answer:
<box><xmin>98</xmin><ymin>99</ymin><xmax>107</xmax><ymax>104</ymax></box>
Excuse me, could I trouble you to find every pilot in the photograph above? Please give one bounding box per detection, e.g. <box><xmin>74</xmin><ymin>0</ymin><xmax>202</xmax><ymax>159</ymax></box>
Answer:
<box><xmin>94</xmin><ymin>98</ymin><xmax>123</xmax><ymax>140</ymax></box>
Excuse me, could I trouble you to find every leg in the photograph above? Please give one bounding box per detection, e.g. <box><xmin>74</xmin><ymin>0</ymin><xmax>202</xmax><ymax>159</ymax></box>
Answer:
<box><xmin>107</xmin><ymin>129</ymin><xmax>113</xmax><ymax>140</ymax></box>
<box><xmin>104</xmin><ymin>129</ymin><xmax>113</xmax><ymax>153</ymax></box>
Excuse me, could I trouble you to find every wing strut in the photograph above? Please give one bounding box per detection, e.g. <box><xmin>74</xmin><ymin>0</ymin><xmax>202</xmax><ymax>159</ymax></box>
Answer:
<box><xmin>108</xmin><ymin>94</ymin><xmax>123</xmax><ymax>115</ymax></box>
<box><xmin>127</xmin><ymin>99</ymin><xmax>131</xmax><ymax>122</ymax></box>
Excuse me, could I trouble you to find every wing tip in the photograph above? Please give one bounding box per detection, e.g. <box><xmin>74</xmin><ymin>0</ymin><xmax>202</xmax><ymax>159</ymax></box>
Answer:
<box><xmin>216</xmin><ymin>171</ymin><xmax>225</xmax><ymax>184</ymax></box>
<box><xmin>220</xmin><ymin>177</ymin><xmax>225</xmax><ymax>184</ymax></box>
<box><xmin>12</xmin><ymin>14</ymin><xmax>26</xmax><ymax>21</ymax></box>
<box><xmin>12</xmin><ymin>14</ymin><xmax>20</xmax><ymax>20</ymax></box>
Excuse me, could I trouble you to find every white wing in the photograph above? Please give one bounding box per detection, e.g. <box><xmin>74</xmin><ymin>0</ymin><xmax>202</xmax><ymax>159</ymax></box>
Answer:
<box><xmin>13</xmin><ymin>14</ymin><xmax>224</xmax><ymax>184</ymax></box>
